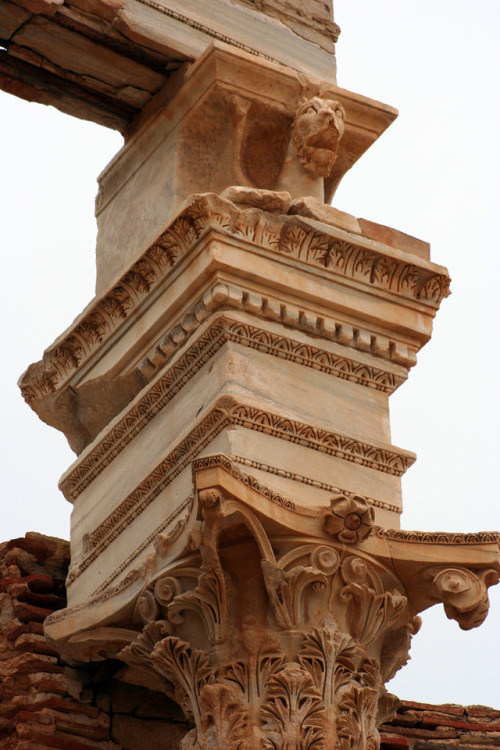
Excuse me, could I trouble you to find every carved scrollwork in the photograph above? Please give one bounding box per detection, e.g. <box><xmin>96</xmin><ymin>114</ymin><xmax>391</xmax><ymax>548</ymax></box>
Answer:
<box><xmin>154</xmin><ymin>575</ymin><xmax>183</xmax><ymax>607</ymax></box>
<box><xmin>424</xmin><ymin>566</ymin><xmax>499</xmax><ymax>630</ymax></box>
<box><xmin>135</xmin><ymin>589</ymin><xmax>159</xmax><ymax>624</ymax></box>
<box><xmin>117</xmin><ymin>476</ymin><xmax>498</xmax><ymax>750</ymax></box>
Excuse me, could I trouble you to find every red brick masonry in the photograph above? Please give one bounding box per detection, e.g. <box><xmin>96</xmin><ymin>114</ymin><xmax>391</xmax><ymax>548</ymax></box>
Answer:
<box><xmin>1</xmin><ymin>534</ymin><xmax>499</xmax><ymax>749</ymax></box>
<box><xmin>380</xmin><ymin>701</ymin><xmax>500</xmax><ymax>750</ymax></box>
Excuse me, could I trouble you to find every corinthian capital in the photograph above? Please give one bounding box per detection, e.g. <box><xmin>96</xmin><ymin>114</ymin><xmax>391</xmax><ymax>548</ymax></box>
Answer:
<box><xmin>114</xmin><ymin>454</ymin><xmax>499</xmax><ymax>749</ymax></box>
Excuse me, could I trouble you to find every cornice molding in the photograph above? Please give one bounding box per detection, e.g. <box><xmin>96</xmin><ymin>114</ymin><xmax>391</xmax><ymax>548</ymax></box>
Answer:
<box><xmin>46</xmin><ymin>455</ymin><xmax>499</xmax><ymax>663</ymax></box>
<box><xmin>90</xmin><ymin>495</ymin><xmax>194</xmax><ymax>598</ymax></box>
<box><xmin>140</xmin><ymin>314</ymin><xmax>404</xmax><ymax>389</ymax></box>
<box><xmin>377</xmin><ymin>528</ymin><xmax>500</xmax><ymax>546</ymax></box>
<box><xmin>230</xmin><ymin>455</ymin><xmax>402</xmax><ymax>515</ymax></box>
<box><xmin>60</xmin><ymin>315</ymin><xmax>403</xmax><ymax>500</ymax></box>
<box><xmin>20</xmin><ymin>192</ymin><xmax>448</xmax><ymax>408</ymax></box>
<box><xmin>66</xmin><ymin>404</ymin><xmax>413</xmax><ymax>586</ymax></box>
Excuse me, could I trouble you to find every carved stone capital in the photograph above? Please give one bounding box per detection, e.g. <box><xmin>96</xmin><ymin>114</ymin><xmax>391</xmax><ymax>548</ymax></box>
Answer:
<box><xmin>118</xmin><ymin>476</ymin><xmax>416</xmax><ymax>748</ymax></box>
<box><xmin>110</xmin><ymin>457</ymin><xmax>499</xmax><ymax>748</ymax></box>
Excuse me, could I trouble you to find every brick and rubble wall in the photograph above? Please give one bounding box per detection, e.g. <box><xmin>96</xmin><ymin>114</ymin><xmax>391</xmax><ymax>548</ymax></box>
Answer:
<box><xmin>380</xmin><ymin>702</ymin><xmax>500</xmax><ymax>750</ymax></box>
<box><xmin>1</xmin><ymin>533</ymin><xmax>499</xmax><ymax>749</ymax></box>
<box><xmin>0</xmin><ymin>534</ymin><xmax>188</xmax><ymax>749</ymax></box>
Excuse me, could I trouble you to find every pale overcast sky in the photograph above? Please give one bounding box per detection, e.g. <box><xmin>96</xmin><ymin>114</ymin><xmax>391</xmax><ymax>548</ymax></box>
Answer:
<box><xmin>1</xmin><ymin>0</ymin><xmax>499</xmax><ymax>708</ymax></box>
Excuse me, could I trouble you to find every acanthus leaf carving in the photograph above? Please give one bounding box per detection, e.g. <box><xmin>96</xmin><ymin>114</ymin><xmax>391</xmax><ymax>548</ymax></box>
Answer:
<box><xmin>120</xmin><ymin>619</ymin><xmax>171</xmax><ymax>673</ymax></box>
<box><xmin>199</xmin><ymin>683</ymin><xmax>250</xmax><ymax>750</ymax></box>
<box><xmin>151</xmin><ymin>636</ymin><xmax>215</xmax><ymax>727</ymax></box>
<box><xmin>167</xmin><ymin>561</ymin><xmax>228</xmax><ymax>644</ymax></box>
<box><xmin>379</xmin><ymin>616</ymin><xmax>421</xmax><ymax>684</ymax></box>
<box><xmin>262</xmin><ymin>559</ymin><xmax>328</xmax><ymax>630</ymax></box>
<box><xmin>376</xmin><ymin>688</ymin><xmax>401</xmax><ymax>727</ymax></box>
<box><xmin>336</xmin><ymin>685</ymin><xmax>379</xmax><ymax>750</ymax></box>
<box><xmin>339</xmin><ymin>557</ymin><xmax>408</xmax><ymax>645</ymax></box>
<box><xmin>115</xmin><ymin>471</ymin><xmax>498</xmax><ymax>750</ymax></box>
<box><xmin>260</xmin><ymin>663</ymin><xmax>325</xmax><ymax>750</ymax></box>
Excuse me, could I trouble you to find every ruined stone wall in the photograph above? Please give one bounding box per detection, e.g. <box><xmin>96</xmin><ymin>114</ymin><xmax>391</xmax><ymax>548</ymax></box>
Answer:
<box><xmin>0</xmin><ymin>534</ymin><xmax>189</xmax><ymax>749</ymax></box>
<box><xmin>380</xmin><ymin>703</ymin><xmax>500</xmax><ymax>750</ymax></box>
<box><xmin>1</xmin><ymin>534</ymin><xmax>499</xmax><ymax>750</ymax></box>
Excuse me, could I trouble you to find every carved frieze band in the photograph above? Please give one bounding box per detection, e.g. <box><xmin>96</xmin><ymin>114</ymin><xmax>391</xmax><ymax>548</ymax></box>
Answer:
<box><xmin>193</xmin><ymin>452</ymin><xmax>400</xmax><ymax>515</ymax></box>
<box><xmin>230</xmin><ymin>455</ymin><xmax>402</xmax><ymax>515</ymax></box>
<box><xmin>377</xmin><ymin>528</ymin><xmax>500</xmax><ymax>545</ymax></box>
<box><xmin>20</xmin><ymin>192</ymin><xmax>447</xmax><ymax>405</ymax></box>
<box><xmin>67</xmin><ymin>421</ymin><xmax>412</xmax><ymax>587</ymax></box>
<box><xmin>66</xmin><ymin>407</ymin><xmax>230</xmax><ymax>584</ymax></box>
<box><xmin>89</xmin><ymin>495</ymin><xmax>195</xmax><ymax>599</ymax></box>
<box><xmin>61</xmin><ymin>315</ymin><xmax>402</xmax><ymax>500</ymax></box>
<box><xmin>140</xmin><ymin>313</ymin><xmax>404</xmax><ymax>389</ymax></box>
<box><xmin>158</xmin><ymin>195</ymin><xmax>449</xmax><ymax>305</ymax></box>
<box><xmin>48</xmin><ymin>496</ymin><xmax>194</xmax><ymax>626</ymax></box>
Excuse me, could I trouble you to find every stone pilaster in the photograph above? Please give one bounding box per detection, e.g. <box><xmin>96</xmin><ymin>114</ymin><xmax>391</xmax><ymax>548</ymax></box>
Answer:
<box><xmin>18</xmin><ymin>37</ymin><xmax>499</xmax><ymax>750</ymax></box>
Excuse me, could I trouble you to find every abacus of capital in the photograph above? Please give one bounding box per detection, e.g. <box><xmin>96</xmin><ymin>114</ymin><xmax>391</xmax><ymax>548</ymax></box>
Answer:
<box><xmin>6</xmin><ymin>0</ymin><xmax>498</xmax><ymax>747</ymax></box>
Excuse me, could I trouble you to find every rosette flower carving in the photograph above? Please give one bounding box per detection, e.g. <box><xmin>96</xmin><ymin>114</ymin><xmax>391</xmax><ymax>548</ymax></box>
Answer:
<box><xmin>323</xmin><ymin>494</ymin><xmax>375</xmax><ymax>543</ymax></box>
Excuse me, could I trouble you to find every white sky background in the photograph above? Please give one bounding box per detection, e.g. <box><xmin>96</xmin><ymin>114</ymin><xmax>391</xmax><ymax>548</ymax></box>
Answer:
<box><xmin>1</xmin><ymin>0</ymin><xmax>499</xmax><ymax>707</ymax></box>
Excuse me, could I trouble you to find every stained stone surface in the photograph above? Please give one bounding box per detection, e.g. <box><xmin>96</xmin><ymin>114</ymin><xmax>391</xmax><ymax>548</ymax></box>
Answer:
<box><xmin>2</xmin><ymin>534</ymin><xmax>498</xmax><ymax>749</ymax></box>
<box><xmin>12</xmin><ymin>0</ymin><xmax>500</xmax><ymax>747</ymax></box>
<box><xmin>93</xmin><ymin>44</ymin><xmax>396</xmax><ymax>293</ymax></box>
<box><xmin>0</xmin><ymin>0</ymin><xmax>338</xmax><ymax>130</ymax></box>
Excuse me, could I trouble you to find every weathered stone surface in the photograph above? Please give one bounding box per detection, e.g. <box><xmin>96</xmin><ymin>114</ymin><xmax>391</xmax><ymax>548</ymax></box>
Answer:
<box><xmin>111</xmin><ymin>715</ymin><xmax>186</xmax><ymax>749</ymax></box>
<box><xmin>9</xmin><ymin>0</ymin><xmax>500</xmax><ymax>746</ymax></box>
<box><xmin>0</xmin><ymin>0</ymin><xmax>338</xmax><ymax>130</ymax></box>
<box><xmin>93</xmin><ymin>44</ymin><xmax>396</xmax><ymax>291</ymax></box>
<box><xmin>359</xmin><ymin>219</ymin><xmax>431</xmax><ymax>260</ymax></box>
<box><xmin>1</xmin><ymin>532</ymin><xmax>498</xmax><ymax>749</ymax></box>
<box><xmin>229</xmin><ymin>0</ymin><xmax>340</xmax><ymax>50</ymax></box>
<box><xmin>381</xmin><ymin>701</ymin><xmax>500</xmax><ymax>749</ymax></box>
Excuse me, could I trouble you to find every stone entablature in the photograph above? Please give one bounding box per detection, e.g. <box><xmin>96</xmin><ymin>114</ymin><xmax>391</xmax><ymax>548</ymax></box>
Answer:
<box><xmin>14</xmin><ymin>6</ymin><xmax>499</xmax><ymax>746</ymax></box>
<box><xmin>20</xmin><ymin>191</ymin><xmax>447</xmax><ymax>453</ymax></box>
<box><xmin>18</xmin><ymin>184</ymin><xmax>453</xmax><ymax>621</ymax></box>
<box><xmin>93</xmin><ymin>44</ymin><xmax>398</xmax><ymax>290</ymax></box>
